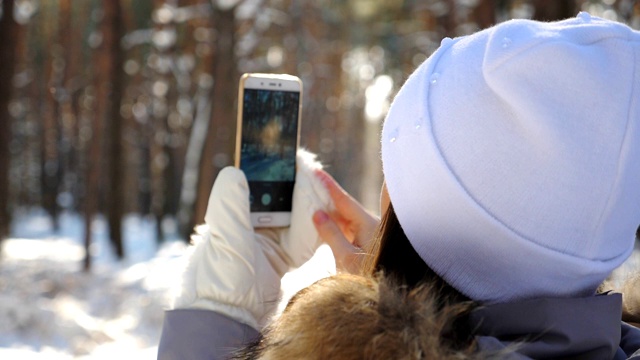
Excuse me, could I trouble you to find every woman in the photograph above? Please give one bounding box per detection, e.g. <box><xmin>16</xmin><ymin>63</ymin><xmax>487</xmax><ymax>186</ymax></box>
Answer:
<box><xmin>311</xmin><ymin>12</ymin><xmax>640</xmax><ymax>358</ymax></box>
<box><xmin>158</xmin><ymin>13</ymin><xmax>640</xmax><ymax>359</ymax></box>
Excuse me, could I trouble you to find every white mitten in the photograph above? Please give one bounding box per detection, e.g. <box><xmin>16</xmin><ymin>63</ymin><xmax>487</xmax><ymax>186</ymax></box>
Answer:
<box><xmin>172</xmin><ymin>150</ymin><xmax>330</xmax><ymax>330</ymax></box>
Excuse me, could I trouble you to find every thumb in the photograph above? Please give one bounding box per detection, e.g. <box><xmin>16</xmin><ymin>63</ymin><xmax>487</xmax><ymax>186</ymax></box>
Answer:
<box><xmin>312</xmin><ymin>210</ymin><xmax>362</xmax><ymax>273</ymax></box>
<box><xmin>205</xmin><ymin>166</ymin><xmax>253</xmax><ymax>235</ymax></box>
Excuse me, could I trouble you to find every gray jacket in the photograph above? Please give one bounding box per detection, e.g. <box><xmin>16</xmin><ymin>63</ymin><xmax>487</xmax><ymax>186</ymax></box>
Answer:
<box><xmin>157</xmin><ymin>293</ymin><xmax>640</xmax><ymax>359</ymax></box>
<box><xmin>158</xmin><ymin>309</ymin><xmax>258</xmax><ymax>360</ymax></box>
<box><xmin>472</xmin><ymin>293</ymin><xmax>640</xmax><ymax>359</ymax></box>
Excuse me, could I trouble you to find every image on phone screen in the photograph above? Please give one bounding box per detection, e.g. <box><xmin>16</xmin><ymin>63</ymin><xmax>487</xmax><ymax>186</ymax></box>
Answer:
<box><xmin>240</xmin><ymin>89</ymin><xmax>299</xmax><ymax>213</ymax></box>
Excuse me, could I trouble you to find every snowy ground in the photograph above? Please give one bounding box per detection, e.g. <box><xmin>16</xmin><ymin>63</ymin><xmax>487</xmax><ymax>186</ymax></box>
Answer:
<box><xmin>0</xmin><ymin>209</ymin><xmax>637</xmax><ymax>359</ymax></box>
<box><xmin>0</xmin><ymin>210</ymin><xmax>184</xmax><ymax>359</ymax></box>
<box><xmin>0</xmin><ymin>209</ymin><xmax>335</xmax><ymax>359</ymax></box>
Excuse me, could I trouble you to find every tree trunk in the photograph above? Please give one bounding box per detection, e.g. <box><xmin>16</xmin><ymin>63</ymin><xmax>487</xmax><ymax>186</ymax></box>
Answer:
<box><xmin>443</xmin><ymin>0</ymin><xmax>458</xmax><ymax>37</ymax></box>
<box><xmin>192</xmin><ymin>5</ymin><xmax>238</xmax><ymax>228</ymax></box>
<box><xmin>178</xmin><ymin>87</ymin><xmax>211</xmax><ymax>240</ymax></box>
<box><xmin>176</xmin><ymin>2</ymin><xmax>216</xmax><ymax>241</ymax></box>
<box><xmin>83</xmin><ymin>110</ymin><xmax>101</xmax><ymax>272</ymax></box>
<box><xmin>532</xmin><ymin>0</ymin><xmax>577</xmax><ymax>21</ymax></box>
<box><xmin>473</xmin><ymin>0</ymin><xmax>496</xmax><ymax>29</ymax></box>
<box><xmin>41</xmin><ymin>5</ymin><xmax>63</xmax><ymax>232</ymax></box>
<box><xmin>0</xmin><ymin>0</ymin><xmax>19</xmax><ymax>240</ymax></box>
<box><xmin>104</xmin><ymin>0</ymin><xmax>126</xmax><ymax>259</ymax></box>
<box><xmin>149</xmin><ymin>0</ymin><xmax>174</xmax><ymax>244</ymax></box>
<box><xmin>59</xmin><ymin>0</ymin><xmax>83</xmax><ymax>213</ymax></box>
<box><xmin>84</xmin><ymin>0</ymin><xmax>122</xmax><ymax>270</ymax></box>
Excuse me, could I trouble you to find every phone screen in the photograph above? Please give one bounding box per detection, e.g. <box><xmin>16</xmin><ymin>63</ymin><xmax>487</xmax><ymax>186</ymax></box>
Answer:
<box><xmin>240</xmin><ymin>88</ymin><xmax>299</xmax><ymax>212</ymax></box>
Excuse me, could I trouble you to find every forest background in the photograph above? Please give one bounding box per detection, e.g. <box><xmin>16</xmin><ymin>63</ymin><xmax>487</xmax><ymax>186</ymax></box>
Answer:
<box><xmin>0</xmin><ymin>0</ymin><xmax>638</xmax><ymax>266</ymax></box>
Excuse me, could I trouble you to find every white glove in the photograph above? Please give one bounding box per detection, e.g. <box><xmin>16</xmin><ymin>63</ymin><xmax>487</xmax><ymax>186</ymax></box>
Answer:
<box><xmin>172</xmin><ymin>150</ymin><xmax>330</xmax><ymax>330</ymax></box>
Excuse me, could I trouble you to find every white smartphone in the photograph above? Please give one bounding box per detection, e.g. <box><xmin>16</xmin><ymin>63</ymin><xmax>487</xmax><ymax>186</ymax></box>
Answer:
<box><xmin>235</xmin><ymin>73</ymin><xmax>302</xmax><ymax>227</ymax></box>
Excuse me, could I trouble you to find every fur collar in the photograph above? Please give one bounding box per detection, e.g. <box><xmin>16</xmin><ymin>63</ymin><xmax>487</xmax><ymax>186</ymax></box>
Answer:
<box><xmin>234</xmin><ymin>273</ymin><xmax>488</xmax><ymax>359</ymax></box>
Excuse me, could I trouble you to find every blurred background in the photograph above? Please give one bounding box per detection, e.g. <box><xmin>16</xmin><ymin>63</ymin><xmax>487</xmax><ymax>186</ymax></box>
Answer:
<box><xmin>0</xmin><ymin>0</ymin><xmax>638</xmax><ymax>358</ymax></box>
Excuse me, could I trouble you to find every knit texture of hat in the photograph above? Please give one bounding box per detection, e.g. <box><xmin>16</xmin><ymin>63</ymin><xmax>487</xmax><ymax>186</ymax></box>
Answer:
<box><xmin>381</xmin><ymin>13</ymin><xmax>640</xmax><ymax>303</ymax></box>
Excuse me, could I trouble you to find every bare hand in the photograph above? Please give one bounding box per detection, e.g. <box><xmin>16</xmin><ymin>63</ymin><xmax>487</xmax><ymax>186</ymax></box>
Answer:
<box><xmin>311</xmin><ymin>169</ymin><xmax>380</xmax><ymax>273</ymax></box>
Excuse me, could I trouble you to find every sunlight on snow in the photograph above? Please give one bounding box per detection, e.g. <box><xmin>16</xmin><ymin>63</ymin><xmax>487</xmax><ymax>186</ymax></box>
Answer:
<box><xmin>3</xmin><ymin>239</ymin><xmax>84</xmax><ymax>262</ymax></box>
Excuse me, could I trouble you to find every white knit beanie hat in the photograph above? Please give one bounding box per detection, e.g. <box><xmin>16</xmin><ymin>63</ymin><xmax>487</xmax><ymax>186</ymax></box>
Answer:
<box><xmin>381</xmin><ymin>13</ymin><xmax>640</xmax><ymax>303</ymax></box>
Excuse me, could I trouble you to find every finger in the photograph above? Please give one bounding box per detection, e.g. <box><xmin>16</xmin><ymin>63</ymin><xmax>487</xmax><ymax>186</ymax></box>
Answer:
<box><xmin>314</xmin><ymin>169</ymin><xmax>367</xmax><ymax>219</ymax></box>
<box><xmin>327</xmin><ymin>212</ymin><xmax>357</xmax><ymax>243</ymax></box>
<box><xmin>314</xmin><ymin>169</ymin><xmax>380</xmax><ymax>249</ymax></box>
<box><xmin>313</xmin><ymin>210</ymin><xmax>363</xmax><ymax>273</ymax></box>
<box><xmin>205</xmin><ymin>167</ymin><xmax>252</xmax><ymax>234</ymax></box>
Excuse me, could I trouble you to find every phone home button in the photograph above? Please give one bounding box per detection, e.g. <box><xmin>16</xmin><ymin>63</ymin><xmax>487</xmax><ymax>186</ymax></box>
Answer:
<box><xmin>258</xmin><ymin>216</ymin><xmax>272</xmax><ymax>224</ymax></box>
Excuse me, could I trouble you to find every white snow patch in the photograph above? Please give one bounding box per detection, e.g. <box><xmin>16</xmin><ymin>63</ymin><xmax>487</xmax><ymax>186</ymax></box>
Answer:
<box><xmin>0</xmin><ymin>210</ymin><xmax>187</xmax><ymax>359</ymax></box>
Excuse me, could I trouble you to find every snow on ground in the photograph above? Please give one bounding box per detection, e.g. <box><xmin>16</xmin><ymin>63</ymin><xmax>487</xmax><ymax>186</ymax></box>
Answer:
<box><xmin>0</xmin><ymin>209</ymin><xmax>335</xmax><ymax>359</ymax></box>
<box><xmin>0</xmin><ymin>209</ymin><xmax>189</xmax><ymax>359</ymax></box>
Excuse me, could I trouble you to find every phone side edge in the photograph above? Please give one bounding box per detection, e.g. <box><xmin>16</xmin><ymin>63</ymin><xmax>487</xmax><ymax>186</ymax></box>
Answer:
<box><xmin>235</xmin><ymin>74</ymin><xmax>250</xmax><ymax>168</ymax></box>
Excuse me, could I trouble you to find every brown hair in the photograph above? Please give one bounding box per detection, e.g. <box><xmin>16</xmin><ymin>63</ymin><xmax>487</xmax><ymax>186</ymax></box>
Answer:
<box><xmin>363</xmin><ymin>203</ymin><xmax>476</xmax><ymax>349</ymax></box>
<box><xmin>363</xmin><ymin>203</ymin><xmax>470</xmax><ymax>306</ymax></box>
